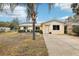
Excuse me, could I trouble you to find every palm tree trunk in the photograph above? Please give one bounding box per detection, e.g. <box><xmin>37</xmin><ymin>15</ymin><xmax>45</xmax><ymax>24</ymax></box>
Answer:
<box><xmin>32</xmin><ymin>19</ymin><xmax>36</xmax><ymax>40</ymax></box>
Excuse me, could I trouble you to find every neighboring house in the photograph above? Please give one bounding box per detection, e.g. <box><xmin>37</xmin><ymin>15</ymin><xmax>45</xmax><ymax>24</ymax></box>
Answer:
<box><xmin>19</xmin><ymin>23</ymin><xmax>40</xmax><ymax>32</ymax></box>
<box><xmin>0</xmin><ymin>27</ymin><xmax>10</xmax><ymax>32</ymax></box>
<box><xmin>65</xmin><ymin>15</ymin><xmax>79</xmax><ymax>34</ymax></box>
<box><xmin>40</xmin><ymin>20</ymin><xmax>64</xmax><ymax>34</ymax></box>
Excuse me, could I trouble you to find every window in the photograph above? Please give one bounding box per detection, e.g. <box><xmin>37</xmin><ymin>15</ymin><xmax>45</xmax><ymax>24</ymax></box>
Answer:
<box><xmin>53</xmin><ymin>25</ymin><xmax>60</xmax><ymax>30</ymax></box>
<box><xmin>36</xmin><ymin>27</ymin><xmax>40</xmax><ymax>30</ymax></box>
<box><xmin>24</xmin><ymin>27</ymin><xmax>26</xmax><ymax>29</ymax></box>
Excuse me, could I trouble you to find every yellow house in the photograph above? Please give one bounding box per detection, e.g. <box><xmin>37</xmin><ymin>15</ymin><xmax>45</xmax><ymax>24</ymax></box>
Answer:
<box><xmin>40</xmin><ymin>20</ymin><xmax>64</xmax><ymax>34</ymax></box>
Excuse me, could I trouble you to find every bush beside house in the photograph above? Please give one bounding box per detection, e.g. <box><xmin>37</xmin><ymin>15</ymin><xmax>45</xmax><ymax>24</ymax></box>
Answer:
<box><xmin>72</xmin><ymin>25</ymin><xmax>79</xmax><ymax>35</ymax></box>
<box><xmin>39</xmin><ymin>30</ymin><xmax>43</xmax><ymax>34</ymax></box>
<box><xmin>66</xmin><ymin>15</ymin><xmax>79</xmax><ymax>35</ymax></box>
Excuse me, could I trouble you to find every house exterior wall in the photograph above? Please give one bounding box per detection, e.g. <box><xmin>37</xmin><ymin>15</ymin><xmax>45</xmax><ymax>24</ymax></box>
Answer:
<box><xmin>28</xmin><ymin>26</ymin><xmax>33</xmax><ymax>32</ymax></box>
<box><xmin>19</xmin><ymin>26</ymin><xmax>40</xmax><ymax>32</ymax></box>
<box><xmin>0</xmin><ymin>27</ymin><xmax>10</xmax><ymax>32</ymax></box>
<box><xmin>20</xmin><ymin>27</ymin><xmax>24</xmax><ymax>30</ymax></box>
<box><xmin>19</xmin><ymin>23</ymin><xmax>41</xmax><ymax>32</ymax></box>
<box><xmin>19</xmin><ymin>26</ymin><xmax>32</xmax><ymax>32</ymax></box>
<box><xmin>41</xmin><ymin>21</ymin><xmax>64</xmax><ymax>34</ymax></box>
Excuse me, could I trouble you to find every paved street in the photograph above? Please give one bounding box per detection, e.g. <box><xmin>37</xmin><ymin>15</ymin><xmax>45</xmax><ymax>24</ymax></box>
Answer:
<box><xmin>43</xmin><ymin>34</ymin><xmax>79</xmax><ymax>56</ymax></box>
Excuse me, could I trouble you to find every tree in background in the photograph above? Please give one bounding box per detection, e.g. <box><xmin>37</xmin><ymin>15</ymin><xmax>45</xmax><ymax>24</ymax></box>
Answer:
<box><xmin>0</xmin><ymin>18</ymin><xmax>19</xmax><ymax>31</ymax></box>
<box><xmin>71</xmin><ymin>3</ymin><xmax>79</xmax><ymax>15</ymax></box>
<box><xmin>0</xmin><ymin>22</ymin><xmax>10</xmax><ymax>27</ymax></box>
<box><xmin>71</xmin><ymin>3</ymin><xmax>79</xmax><ymax>35</ymax></box>
<box><xmin>72</xmin><ymin>25</ymin><xmax>79</xmax><ymax>35</ymax></box>
<box><xmin>9</xmin><ymin>18</ymin><xmax>19</xmax><ymax>31</ymax></box>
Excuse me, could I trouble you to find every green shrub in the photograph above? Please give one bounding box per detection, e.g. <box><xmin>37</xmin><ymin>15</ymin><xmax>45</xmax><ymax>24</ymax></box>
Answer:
<box><xmin>39</xmin><ymin>30</ymin><xmax>43</xmax><ymax>34</ymax></box>
<box><xmin>72</xmin><ymin>25</ymin><xmax>79</xmax><ymax>35</ymax></box>
<box><xmin>27</xmin><ymin>30</ymin><xmax>30</xmax><ymax>32</ymax></box>
<box><xmin>18</xmin><ymin>30</ymin><xmax>25</xmax><ymax>33</ymax></box>
<box><xmin>35</xmin><ymin>30</ymin><xmax>40</xmax><ymax>32</ymax></box>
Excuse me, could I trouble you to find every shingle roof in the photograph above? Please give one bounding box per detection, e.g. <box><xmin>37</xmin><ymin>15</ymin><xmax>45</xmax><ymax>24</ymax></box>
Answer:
<box><xmin>41</xmin><ymin>19</ymin><xmax>65</xmax><ymax>24</ymax></box>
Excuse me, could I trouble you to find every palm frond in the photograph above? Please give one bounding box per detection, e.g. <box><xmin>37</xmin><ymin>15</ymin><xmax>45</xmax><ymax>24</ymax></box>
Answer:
<box><xmin>48</xmin><ymin>3</ymin><xmax>54</xmax><ymax>11</ymax></box>
<box><xmin>10</xmin><ymin>3</ymin><xmax>18</xmax><ymax>12</ymax></box>
<box><xmin>0</xmin><ymin>3</ymin><xmax>4</xmax><ymax>12</ymax></box>
<box><xmin>71</xmin><ymin>3</ymin><xmax>79</xmax><ymax>14</ymax></box>
<box><xmin>71</xmin><ymin>3</ymin><xmax>78</xmax><ymax>9</ymax></box>
<box><xmin>26</xmin><ymin>3</ymin><xmax>36</xmax><ymax>20</ymax></box>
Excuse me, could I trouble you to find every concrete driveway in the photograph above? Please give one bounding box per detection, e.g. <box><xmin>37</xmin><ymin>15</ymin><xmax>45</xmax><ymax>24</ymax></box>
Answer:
<box><xmin>43</xmin><ymin>34</ymin><xmax>79</xmax><ymax>56</ymax></box>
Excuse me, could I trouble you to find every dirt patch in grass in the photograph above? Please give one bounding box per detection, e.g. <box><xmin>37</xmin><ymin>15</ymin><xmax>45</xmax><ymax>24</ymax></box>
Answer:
<box><xmin>0</xmin><ymin>32</ymin><xmax>48</xmax><ymax>56</ymax></box>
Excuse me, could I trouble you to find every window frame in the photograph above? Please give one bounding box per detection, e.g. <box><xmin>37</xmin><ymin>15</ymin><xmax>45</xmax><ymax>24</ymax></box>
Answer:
<box><xmin>53</xmin><ymin>25</ymin><xmax>60</xmax><ymax>30</ymax></box>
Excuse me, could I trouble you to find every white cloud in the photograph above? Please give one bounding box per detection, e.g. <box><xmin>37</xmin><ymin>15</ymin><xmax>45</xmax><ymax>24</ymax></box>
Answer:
<box><xmin>55</xmin><ymin>3</ymin><xmax>72</xmax><ymax>12</ymax></box>
<box><xmin>60</xmin><ymin>16</ymin><xmax>69</xmax><ymax>19</ymax></box>
<box><xmin>13</xmin><ymin>6</ymin><xmax>27</xmax><ymax>18</ymax></box>
<box><xmin>0</xmin><ymin>5</ymin><xmax>27</xmax><ymax>18</ymax></box>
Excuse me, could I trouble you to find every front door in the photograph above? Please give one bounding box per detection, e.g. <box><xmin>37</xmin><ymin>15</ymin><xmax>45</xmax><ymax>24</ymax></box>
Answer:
<box><xmin>43</xmin><ymin>25</ymin><xmax>49</xmax><ymax>34</ymax></box>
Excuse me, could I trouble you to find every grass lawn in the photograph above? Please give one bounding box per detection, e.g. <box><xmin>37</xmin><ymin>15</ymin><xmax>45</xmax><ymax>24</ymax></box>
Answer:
<box><xmin>0</xmin><ymin>32</ymin><xmax>48</xmax><ymax>56</ymax></box>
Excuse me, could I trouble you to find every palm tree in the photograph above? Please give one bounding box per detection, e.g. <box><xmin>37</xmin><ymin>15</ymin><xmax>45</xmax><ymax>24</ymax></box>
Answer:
<box><xmin>71</xmin><ymin>3</ymin><xmax>79</xmax><ymax>15</ymax></box>
<box><xmin>71</xmin><ymin>3</ymin><xmax>79</xmax><ymax>22</ymax></box>
<box><xmin>0</xmin><ymin>3</ymin><xmax>54</xmax><ymax>40</ymax></box>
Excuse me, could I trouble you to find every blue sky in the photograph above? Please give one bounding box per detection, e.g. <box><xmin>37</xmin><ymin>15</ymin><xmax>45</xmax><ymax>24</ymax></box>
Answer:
<box><xmin>0</xmin><ymin>3</ymin><xmax>74</xmax><ymax>23</ymax></box>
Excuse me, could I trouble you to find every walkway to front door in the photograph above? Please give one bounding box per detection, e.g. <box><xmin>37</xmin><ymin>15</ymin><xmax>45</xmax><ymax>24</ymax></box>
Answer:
<box><xmin>43</xmin><ymin>34</ymin><xmax>79</xmax><ymax>56</ymax></box>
